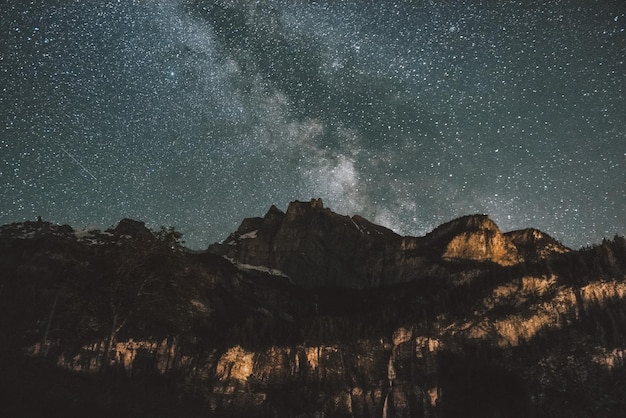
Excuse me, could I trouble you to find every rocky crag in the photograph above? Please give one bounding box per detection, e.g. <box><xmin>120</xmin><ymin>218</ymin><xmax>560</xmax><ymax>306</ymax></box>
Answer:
<box><xmin>1</xmin><ymin>199</ymin><xmax>625</xmax><ymax>417</ymax></box>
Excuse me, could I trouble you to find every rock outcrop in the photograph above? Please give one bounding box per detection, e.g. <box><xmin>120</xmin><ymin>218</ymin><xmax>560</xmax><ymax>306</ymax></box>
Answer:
<box><xmin>505</xmin><ymin>228</ymin><xmax>571</xmax><ymax>262</ymax></box>
<box><xmin>1</xmin><ymin>203</ymin><xmax>625</xmax><ymax>417</ymax></box>
<box><xmin>424</xmin><ymin>214</ymin><xmax>520</xmax><ymax>265</ymax></box>
<box><xmin>209</xmin><ymin>199</ymin><xmax>401</xmax><ymax>288</ymax></box>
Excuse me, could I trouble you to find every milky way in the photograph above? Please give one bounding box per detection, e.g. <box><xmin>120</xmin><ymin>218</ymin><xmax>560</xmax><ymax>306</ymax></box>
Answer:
<box><xmin>1</xmin><ymin>0</ymin><xmax>625</xmax><ymax>249</ymax></box>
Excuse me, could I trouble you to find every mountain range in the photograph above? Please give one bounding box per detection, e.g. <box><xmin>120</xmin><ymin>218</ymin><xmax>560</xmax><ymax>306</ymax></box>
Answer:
<box><xmin>1</xmin><ymin>199</ymin><xmax>625</xmax><ymax>417</ymax></box>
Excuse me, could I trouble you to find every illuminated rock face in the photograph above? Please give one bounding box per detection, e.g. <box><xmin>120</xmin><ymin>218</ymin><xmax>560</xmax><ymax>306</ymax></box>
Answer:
<box><xmin>424</xmin><ymin>214</ymin><xmax>520</xmax><ymax>266</ymax></box>
<box><xmin>1</xmin><ymin>206</ymin><xmax>626</xmax><ymax>417</ymax></box>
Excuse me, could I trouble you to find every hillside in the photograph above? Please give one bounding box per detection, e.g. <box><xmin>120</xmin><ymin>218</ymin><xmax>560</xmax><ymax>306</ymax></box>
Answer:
<box><xmin>1</xmin><ymin>200</ymin><xmax>625</xmax><ymax>417</ymax></box>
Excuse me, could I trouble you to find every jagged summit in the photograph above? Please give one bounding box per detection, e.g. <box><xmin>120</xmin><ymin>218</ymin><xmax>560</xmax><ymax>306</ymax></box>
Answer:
<box><xmin>209</xmin><ymin>198</ymin><xmax>402</xmax><ymax>288</ymax></box>
<box><xmin>209</xmin><ymin>200</ymin><xmax>566</xmax><ymax>288</ymax></box>
<box><xmin>3</xmin><ymin>203</ymin><xmax>571</xmax><ymax>287</ymax></box>
<box><xmin>286</xmin><ymin>197</ymin><xmax>325</xmax><ymax>214</ymax></box>
<box><xmin>505</xmin><ymin>228</ymin><xmax>571</xmax><ymax>262</ymax></box>
<box><xmin>428</xmin><ymin>213</ymin><xmax>495</xmax><ymax>233</ymax></box>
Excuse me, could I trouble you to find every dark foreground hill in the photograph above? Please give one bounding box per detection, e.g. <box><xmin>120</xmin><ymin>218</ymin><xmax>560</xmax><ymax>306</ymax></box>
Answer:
<box><xmin>1</xmin><ymin>199</ymin><xmax>625</xmax><ymax>417</ymax></box>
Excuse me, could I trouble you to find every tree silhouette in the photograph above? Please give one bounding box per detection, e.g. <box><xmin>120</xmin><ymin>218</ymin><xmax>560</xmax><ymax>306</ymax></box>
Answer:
<box><xmin>92</xmin><ymin>223</ymin><xmax>186</xmax><ymax>371</ymax></box>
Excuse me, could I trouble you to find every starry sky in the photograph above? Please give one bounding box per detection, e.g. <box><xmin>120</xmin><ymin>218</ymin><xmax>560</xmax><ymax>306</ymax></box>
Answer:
<box><xmin>1</xmin><ymin>0</ymin><xmax>625</xmax><ymax>249</ymax></box>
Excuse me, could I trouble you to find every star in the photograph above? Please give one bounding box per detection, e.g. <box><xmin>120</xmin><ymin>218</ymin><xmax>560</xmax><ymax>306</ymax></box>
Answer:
<box><xmin>1</xmin><ymin>0</ymin><xmax>624</xmax><ymax>249</ymax></box>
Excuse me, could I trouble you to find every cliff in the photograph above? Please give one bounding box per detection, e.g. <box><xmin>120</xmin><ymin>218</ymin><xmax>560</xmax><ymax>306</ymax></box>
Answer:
<box><xmin>1</xmin><ymin>201</ymin><xmax>625</xmax><ymax>417</ymax></box>
<box><xmin>208</xmin><ymin>199</ymin><xmax>401</xmax><ymax>288</ymax></box>
<box><xmin>208</xmin><ymin>199</ymin><xmax>562</xmax><ymax>288</ymax></box>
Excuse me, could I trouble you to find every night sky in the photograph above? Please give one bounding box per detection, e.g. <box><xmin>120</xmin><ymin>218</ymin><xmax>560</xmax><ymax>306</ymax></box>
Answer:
<box><xmin>1</xmin><ymin>0</ymin><xmax>625</xmax><ymax>249</ymax></box>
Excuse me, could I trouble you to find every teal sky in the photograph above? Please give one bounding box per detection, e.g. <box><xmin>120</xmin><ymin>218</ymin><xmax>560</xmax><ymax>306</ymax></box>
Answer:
<box><xmin>1</xmin><ymin>0</ymin><xmax>625</xmax><ymax>249</ymax></box>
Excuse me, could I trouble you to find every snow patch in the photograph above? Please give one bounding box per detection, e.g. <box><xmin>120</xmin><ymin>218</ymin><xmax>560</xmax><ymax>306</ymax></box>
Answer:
<box><xmin>350</xmin><ymin>217</ymin><xmax>365</xmax><ymax>234</ymax></box>
<box><xmin>239</xmin><ymin>230</ymin><xmax>258</xmax><ymax>239</ymax></box>
<box><xmin>224</xmin><ymin>257</ymin><xmax>291</xmax><ymax>279</ymax></box>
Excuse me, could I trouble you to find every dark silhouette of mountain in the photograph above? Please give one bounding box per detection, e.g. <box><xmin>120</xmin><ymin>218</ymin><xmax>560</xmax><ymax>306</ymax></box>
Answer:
<box><xmin>1</xmin><ymin>199</ymin><xmax>625</xmax><ymax>417</ymax></box>
<box><xmin>208</xmin><ymin>199</ymin><xmax>566</xmax><ymax>288</ymax></box>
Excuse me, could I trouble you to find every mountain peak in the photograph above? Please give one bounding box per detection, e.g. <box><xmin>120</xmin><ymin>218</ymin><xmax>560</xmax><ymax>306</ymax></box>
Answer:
<box><xmin>210</xmin><ymin>199</ymin><xmax>403</xmax><ymax>288</ymax></box>
<box><xmin>425</xmin><ymin>214</ymin><xmax>519</xmax><ymax>265</ymax></box>
<box><xmin>210</xmin><ymin>202</ymin><xmax>530</xmax><ymax>287</ymax></box>
<box><xmin>506</xmin><ymin>228</ymin><xmax>571</xmax><ymax>262</ymax></box>
<box><xmin>427</xmin><ymin>214</ymin><xmax>499</xmax><ymax>238</ymax></box>
<box><xmin>285</xmin><ymin>198</ymin><xmax>327</xmax><ymax>219</ymax></box>
<box><xmin>208</xmin><ymin>200</ymin><xmax>574</xmax><ymax>286</ymax></box>
<box><xmin>110</xmin><ymin>218</ymin><xmax>153</xmax><ymax>240</ymax></box>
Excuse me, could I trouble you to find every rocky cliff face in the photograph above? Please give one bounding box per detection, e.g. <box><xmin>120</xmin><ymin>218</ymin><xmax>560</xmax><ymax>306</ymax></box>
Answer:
<box><xmin>505</xmin><ymin>228</ymin><xmax>570</xmax><ymax>263</ymax></box>
<box><xmin>209</xmin><ymin>199</ymin><xmax>401</xmax><ymax>288</ymax></box>
<box><xmin>209</xmin><ymin>200</ymin><xmax>565</xmax><ymax>288</ymax></box>
<box><xmin>424</xmin><ymin>214</ymin><xmax>521</xmax><ymax>265</ymax></box>
<box><xmin>1</xmin><ymin>202</ymin><xmax>625</xmax><ymax>417</ymax></box>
